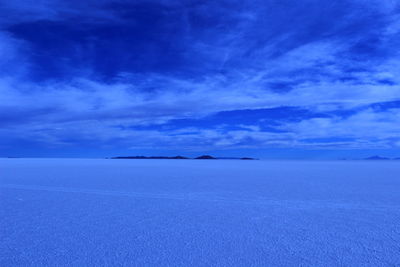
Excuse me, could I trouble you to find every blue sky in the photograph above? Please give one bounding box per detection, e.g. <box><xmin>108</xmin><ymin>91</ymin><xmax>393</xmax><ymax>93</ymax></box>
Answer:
<box><xmin>1</xmin><ymin>0</ymin><xmax>400</xmax><ymax>159</ymax></box>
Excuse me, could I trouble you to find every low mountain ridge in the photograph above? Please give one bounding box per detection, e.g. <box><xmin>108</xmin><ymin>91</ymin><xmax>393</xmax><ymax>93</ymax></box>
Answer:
<box><xmin>112</xmin><ymin>155</ymin><xmax>257</xmax><ymax>160</ymax></box>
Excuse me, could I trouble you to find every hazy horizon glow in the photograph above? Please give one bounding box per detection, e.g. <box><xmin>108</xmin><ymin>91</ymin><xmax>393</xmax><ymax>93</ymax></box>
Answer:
<box><xmin>1</xmin><ymin>0</ymin><xmax>400</xmax><ymax>158</ymax></box>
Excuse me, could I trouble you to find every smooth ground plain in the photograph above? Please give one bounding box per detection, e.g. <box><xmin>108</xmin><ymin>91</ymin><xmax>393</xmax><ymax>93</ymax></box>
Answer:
<box><xmin>1</xmin><ymin>159</ymin><xmax>399</xmax><ymax>266</ymax></box>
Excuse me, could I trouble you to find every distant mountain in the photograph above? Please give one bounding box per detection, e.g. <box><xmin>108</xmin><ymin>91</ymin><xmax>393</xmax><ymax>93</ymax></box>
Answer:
<box><xmin>171</xmin><ymin>156</ymin><xmax>189</xmax><ymax>159</ymax></box>
<box><xmin>195</xmin><ymin>155</ymin><xmax>217</xmax><ymax>159</ymax></box>
<box><xmin>111</xmin><ymin>155</ymin><xmax>256</xmax><ymax>160</ymax></box>
<box><xmin>364</xmin><ymin>156</ymin><xmax>391</xmax><ymax>160</ymax></box>
<box><xmin>112</xmin><ymin>156</ymin><xmax>189</xmax><ymax>159</ymax></box>
<box><xmin>216</xmin><ymin>157</ymin><xmax>257</xmax><ymax>160</ymax></box>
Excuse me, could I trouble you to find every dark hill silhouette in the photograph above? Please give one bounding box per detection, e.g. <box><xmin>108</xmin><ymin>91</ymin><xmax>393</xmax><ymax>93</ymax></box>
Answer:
<box><xmin>364</xmin><ymin>156</ymin><xmax>390</xmax><ymax>160</ymax></box>
<box><xmin>111</xmin><ymin>155</ymin><xmax>256</xmax><ymax>160</ymax></box>
<box><xmin>195</xmin><ymin>155</ymin><xmax>216</xmax><ymax>159</ymax></box>
<box><xmin>112</xmin><ymin>156</ymin><xmax>189</xmax><ymax>159</ymax></box>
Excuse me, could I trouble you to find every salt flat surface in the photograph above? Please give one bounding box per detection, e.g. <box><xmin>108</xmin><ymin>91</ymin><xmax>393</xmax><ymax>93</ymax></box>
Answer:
<box><xmin>1</xmin><ymin>159</ymin><xmax>400</xmax><ymax>266</ymax></box>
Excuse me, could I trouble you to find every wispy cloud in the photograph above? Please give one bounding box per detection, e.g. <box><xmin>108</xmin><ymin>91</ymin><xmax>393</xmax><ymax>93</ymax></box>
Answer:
<box><xmin>1</xmin><ymin>0</ymin><xmax>400</xmax><ymax>155</ymax></box>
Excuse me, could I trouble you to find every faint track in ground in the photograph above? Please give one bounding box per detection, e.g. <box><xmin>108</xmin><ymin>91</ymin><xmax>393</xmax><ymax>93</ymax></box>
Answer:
<box><xmin>1</xmin><ymin>183</ymin><xmax>400</xmax><ymax>213</ymax></box>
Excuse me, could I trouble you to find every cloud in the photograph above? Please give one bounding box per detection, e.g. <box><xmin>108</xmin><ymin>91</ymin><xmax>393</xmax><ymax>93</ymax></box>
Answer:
<box><xmin>1</xmin><ymin>63</ymin><xmax>400</xmax><ymax>150</ymax></box>
<box><xmin>0</xmin><ymin>0</ymin><xmax>124</xmax><ymax>25</ymax></box>
<box><xmin>1</xmin><ymin>0</ymin><xmax>400</xmax><ymax>153</ymax></box>
<box><xmin>0</xmin><ymin>32</ymin><xmax>30</xmax><ymax>77</ymax></box>
<box><xmin>279</xmin><ymin>108</ymin><xmax>400</xmax><ymax>148</ymax></box>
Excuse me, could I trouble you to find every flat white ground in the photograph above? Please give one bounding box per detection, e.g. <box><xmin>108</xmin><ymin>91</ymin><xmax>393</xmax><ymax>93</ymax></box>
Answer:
<box><xmin>1</xmin><ymin>159</ymin><xmax>399</xmax><ymax>266</ymax></box>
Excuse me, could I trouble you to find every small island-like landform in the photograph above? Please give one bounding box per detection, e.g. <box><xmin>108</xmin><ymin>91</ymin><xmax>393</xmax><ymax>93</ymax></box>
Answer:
<box><xmin>111</xmin><ymin>156</ymin><xmax>189</xmax><ymax>159</ymax></box>
<box><xmin>338</xmin><ymin>155</ymin><xmax>400</xmax><ymax>160</ymax></box>
<box><xmin>195</xmin><ymin>155</ymin><xmax>216</xmax><ymax>159</ymax></box>
<box><xmin>111</xmin><ymin>155</ymin><xmax>257</xmax><ymax>160</ymax></box>
<box><xmin>364</xmin><ymin>156</ymin><xmax>392</xmax><ymax>160</ymax></box>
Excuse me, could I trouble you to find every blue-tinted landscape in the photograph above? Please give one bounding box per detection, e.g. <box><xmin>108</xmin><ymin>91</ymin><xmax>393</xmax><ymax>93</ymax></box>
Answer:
<box><xmin>1</xmin><ymin>0</ymin><xmax>400</xmax><ymax>160</ymax></box>
<box><xmin>1</xmin><ymin>159</ymin><xmax>399</xmax><ymax>266</ymax></box>
<box><xmin>1</xmin><ymin>0</ymin><xmax>400</xmax><ymax>265</ymax></box>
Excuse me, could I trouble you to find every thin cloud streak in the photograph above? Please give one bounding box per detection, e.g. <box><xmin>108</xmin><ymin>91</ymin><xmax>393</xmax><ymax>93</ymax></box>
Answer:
<box><xmin>1</xmin><ymin>0</ymin><xmax>400</xmax><ymax>156</ymax></box>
